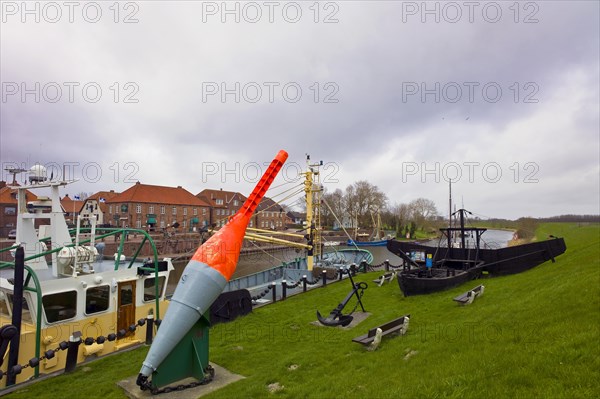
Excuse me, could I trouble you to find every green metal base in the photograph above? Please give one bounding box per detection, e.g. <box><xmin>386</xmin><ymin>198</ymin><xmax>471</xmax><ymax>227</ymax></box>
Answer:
<box><xmin>151</xmin><ymin>315</ymin><xmax>210</xmax><ymax>388</ymax></box>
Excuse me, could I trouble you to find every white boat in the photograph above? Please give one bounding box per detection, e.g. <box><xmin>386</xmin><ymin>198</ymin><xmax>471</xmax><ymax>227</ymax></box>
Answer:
<box><xmin>0</xmin><ymin>166</ymin><xmax>173</xmax><ymax>388</ymax></box>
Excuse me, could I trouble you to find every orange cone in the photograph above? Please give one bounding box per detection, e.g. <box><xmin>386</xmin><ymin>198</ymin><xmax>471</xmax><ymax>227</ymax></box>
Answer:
<box><xmin>192</xmin><ymin>149</ymin><xmax>288</xmax><ymax>281</ymax></box>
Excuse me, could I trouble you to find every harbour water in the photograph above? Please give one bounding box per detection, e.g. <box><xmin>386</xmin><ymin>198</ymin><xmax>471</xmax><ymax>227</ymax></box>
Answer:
<box><xmin>167</xmin><ymin>230</ymin><xmax>513</xmax><ymax>294</ymax></box>
<box><xmin>422</xmin><ymin>229</ymin><xmax>514</xmax><ymax>249</ymax></box>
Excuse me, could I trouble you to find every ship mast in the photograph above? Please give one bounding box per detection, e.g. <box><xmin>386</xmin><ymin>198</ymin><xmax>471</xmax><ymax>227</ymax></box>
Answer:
<box><xmin>448</xmin><ymin>179</ymin><xmax>452</xmax><ymax>229</ymax></box>
<box><xmin>304</xmin><ymin>155</ymin><xmax>322</xmax><ymax>271</ymax></box>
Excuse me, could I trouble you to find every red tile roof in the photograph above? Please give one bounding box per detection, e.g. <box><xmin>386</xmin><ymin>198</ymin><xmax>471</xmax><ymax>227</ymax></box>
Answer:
<box><xmin>0</xmin><ymin>186</ymin><xmax>38</xmax><ymax>204</ymax></box>
<box><xmin>197</xmin><ymin>189</ymin><xmax>246</xmax><ymax>208</ymax></box>
<box><xmin>108</xmin><ymin>182</ymin><xmax>210</xmax><ymax>206</ymax></box>
<box><xmin>60</xmin><ymin>194</ymin><xmax>84</xmax><ymax>213</ymax></box>
<box><xmin>256</xmin><ymin>197</ymin><xmax>285</xmax><ymax>213</ymax></box>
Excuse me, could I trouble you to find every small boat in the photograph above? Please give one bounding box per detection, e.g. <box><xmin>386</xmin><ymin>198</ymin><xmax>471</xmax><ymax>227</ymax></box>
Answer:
<box><xmin>397</xmin><ymin>262</ymin><xmax>484</xmax><ymax>296</ymax></box>
<box><xmin>387</xmin><ymin>209</ymin><xmax>567</xmax><ymax>296</ymax></box>
<box><xmin>347</xmin><ymin>238</ymin><xmax>389</xmax><ymax>247</ymax></box>
<box><xmin>0</xmin><ymin>167</ymin><xmax>174</xmax><ymax>388</ymax></box>
<box><xmin>346</xmin><ymin>210</ymin><xmax>389</xmax><ymax>247</ymax></box>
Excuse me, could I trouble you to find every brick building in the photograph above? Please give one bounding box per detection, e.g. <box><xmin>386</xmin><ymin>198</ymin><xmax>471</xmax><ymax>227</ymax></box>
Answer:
<box><xmin>286</xmin><ymin>211</ymin><xmax>306</xmax><ymax>227</ymax></box>
<box><xmin>0</xmin><ymin>181</ymin><xmax>38</xmax><ymax>237</ymax></box>
<box><xmin>106</xmin><ymin>182</ymin><xmax>210</xmax><ymax>232</ymax></box>
<box><xmin>196</xmin><ymin>189</ymin><xmax>287</xmax><ymax>230</ymax></box>
<box><xmin>197</xmin><ymin>189</ymin><xmax>247</xmax><ymax>228</ymax></box>
<box><xmin>253</xmin><ymin>197</ymin><xmax>287</xmax><ymax>230</ymax></box>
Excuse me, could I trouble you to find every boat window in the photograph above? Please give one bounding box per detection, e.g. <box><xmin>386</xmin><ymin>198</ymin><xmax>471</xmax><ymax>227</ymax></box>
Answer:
<box><xmin>0</xmin><ymin>291</ymin><xmax>11</xmax><ymax>317</ymax></box>
<box><xmin>85</xmin><ymin>285</ymin><xmax>110</xmax><ymax>315</ymax></box>
<box><xmin>143</xmin><ymin>277</ymin><xmax>166</xmax><ymax>302</ymax></box>
<box><xmin>6</xmin><ymin>293</ymin><xmax>33</xmax><ymax>324</ymax></box>
<box><xmin>42</xmin><ymin>291</ymin><xmax>77</xmax><ymax>323</ymax></box>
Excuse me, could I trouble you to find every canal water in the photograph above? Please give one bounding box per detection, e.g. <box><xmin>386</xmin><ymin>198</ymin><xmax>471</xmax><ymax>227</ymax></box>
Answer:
<box><xmin>167</xmin><ymin>230</ymin><xmax>513</xmax><ymax>294</ymax></box>
<box><xmin>167</xmin><ymin>244</ymin><xmax>403</xmax><ymax>294</ymax></box>
<box><xmin>422</xmin><ymin>229</ymin><xmax>514</xmax><ymax>249</ymax></box>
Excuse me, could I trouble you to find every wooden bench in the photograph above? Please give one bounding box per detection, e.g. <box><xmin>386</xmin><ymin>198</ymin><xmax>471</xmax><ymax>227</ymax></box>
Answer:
<box><xmin>372</xmin><ymin>272</ymin><xmax>396</xmax><ymax>286</ymax></box>
<box><xmin>352</xmin><ymin>314</ymin><xmax>410</xmax><ymax>345</ymax></box>
<box><xmin>453</xmin><ymin>285</ymin><xmax>485</xmax><ymax>305</ymax></box>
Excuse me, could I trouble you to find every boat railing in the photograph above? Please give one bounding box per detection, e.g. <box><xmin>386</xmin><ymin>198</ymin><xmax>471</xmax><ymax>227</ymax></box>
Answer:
<box><xmin>70</xmin><ymin>227</ymin><xmax>167</xmax><ymax>317</ymax></box>
<box><xmin>0</xmin><ymin>228</ymin><xmax>168</xmax><ymax>367</ymax></box>
<box><xmin>225</xmin><ymin>265</ymin><xmax>286</xmax><ymax>292</ymax></box>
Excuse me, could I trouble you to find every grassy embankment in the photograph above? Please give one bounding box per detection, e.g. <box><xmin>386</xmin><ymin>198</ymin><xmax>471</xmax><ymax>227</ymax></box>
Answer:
<box><xmin>4</xmin><ymin>223</ymin><xmax>599</xmax><ymax>399</ymax></box>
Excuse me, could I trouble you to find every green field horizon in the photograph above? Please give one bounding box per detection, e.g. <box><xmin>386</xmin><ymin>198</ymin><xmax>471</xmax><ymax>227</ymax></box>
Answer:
<box><xmin>4</xmin><ymin>222</ymin><xmax>599</xmax><ymax>399</ymax></box>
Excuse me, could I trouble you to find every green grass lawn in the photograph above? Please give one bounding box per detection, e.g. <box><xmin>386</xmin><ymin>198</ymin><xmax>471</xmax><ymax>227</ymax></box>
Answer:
<box><xmin>4</xmin><ymin>223</ymin><xmax>599</xmax><ymax>399</ymax></box>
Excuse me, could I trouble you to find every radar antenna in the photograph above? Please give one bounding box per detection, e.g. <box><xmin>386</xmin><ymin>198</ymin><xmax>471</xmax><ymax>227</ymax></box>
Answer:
<box><xmin>4</xmin><ymin>167</ymin><xmax>27</xmax><ymax>185</ymax></box>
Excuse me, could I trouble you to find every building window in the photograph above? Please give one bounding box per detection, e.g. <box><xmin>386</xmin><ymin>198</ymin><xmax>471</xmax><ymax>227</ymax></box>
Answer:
<box><xmin>160</xmin><ymin>206</ymin><xmax>165</xmax><ymax>215</ymax></box>
<box><xmin>85</xmin><ymin>285</ymin><xmax>110</xmax><ymax>315</ymax></box>
<box><xmin>183</xmin><ymin>207</ymin><xmax>187</xmax><ymax>216</ymax></box>
<box><xmin>183</xmin><ymin>220</ymin><xmax>187</xmax><ymax>228</ymax></box>
<box><xmin>42</xmin><ymin>291</ymin><xmax>77</xmax><ymax>323</ymax></box>
<box><xmin>216</xmin><ymin>199</ymin><xmax>223</xmax><ymax>205</ymax></box>
<box><xmin>234</xmin><ymin>200</ymin><xmax>239</xmax><ymax>206</ymax></box>
<box><xmin>193</xmin><ymin>208</ymin><xmax>198</xmax><ymax>215</ymax></box>
<box><xmin>136</xmin><ymin>204</ymin><xmax>142</xmax><ymax>214</ymax></box>
<box><xmin>136</xmin><ymin>220</ymin><xmax>141</xmax><ymax>228</ymax></box>
<box><xmin>109</xmin><ymin>205</ymin><xmax>113</xmax><ymax>214</ymax></box>
<box><xmin>143</xmin><ymin>277</ymin><xmax>166</xmax><ymax>302</ymax></box>
<box><xmin>149</xmin><ymin>205</ymin><xmax>154</xmax><ymax>214</ymax></box>
<box><xmin>172</xmin><ymin>207</ymin><xmax>177</xmax><ymax>215</ymax></box>
<box><xmin>160</xmin><ymin>220</ymin><xmax>165</xmax><ymax>228</ymax></box>
<box><xmin>4</xmin><ymin>207</ymin><xmax>16</xmax><ymax>215</ymax></box>
<box><xmin>202</xmin><ymin>208</ymin><xmax>206</xmax><ymax>215</ymax></box>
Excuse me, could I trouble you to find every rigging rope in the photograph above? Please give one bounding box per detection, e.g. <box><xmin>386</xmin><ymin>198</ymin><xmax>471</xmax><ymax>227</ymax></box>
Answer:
<box><xmin>322</xmin><ymin>197</ymin><xmax>359</xmax><ymax>250</ymax></box>
<box><xmin>245</xmin><ymin>240</ymin><xmax>287</xmax><ymax>264</ymax></box>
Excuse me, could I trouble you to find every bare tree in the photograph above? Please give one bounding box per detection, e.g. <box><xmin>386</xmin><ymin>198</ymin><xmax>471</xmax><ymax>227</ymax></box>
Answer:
<box><xmin>408</xmin><ymin>198</ymin><xmax>438</xmax><ymax>230</ymax></box>
<box><xmin>344</xmin><ymin>181</ymin><xmax>387</xmax><ymax>229</ymax></box>
<box><xmin>322</xmin><ymin>188</ymin><xmax>344</xmax><ymax>228</ymax></box>
<box><xmin>384</xmin><ymin>202</ymin><xmax>411</xmax><ymax>237</ymax></box>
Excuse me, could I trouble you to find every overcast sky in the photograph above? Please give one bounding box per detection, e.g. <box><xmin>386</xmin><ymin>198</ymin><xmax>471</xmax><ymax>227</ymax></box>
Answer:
<box><xmin>1</xmin><ymin>1</ymin><xmax>598</xmax><ymax>219</ymax></box>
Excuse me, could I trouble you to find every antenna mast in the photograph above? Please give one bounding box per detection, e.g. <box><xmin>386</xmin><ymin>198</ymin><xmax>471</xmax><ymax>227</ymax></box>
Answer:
<box><xmin>448</xmin><ymin>179</ymin><xmax>452</xmax><ymax>229</ymax></box>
